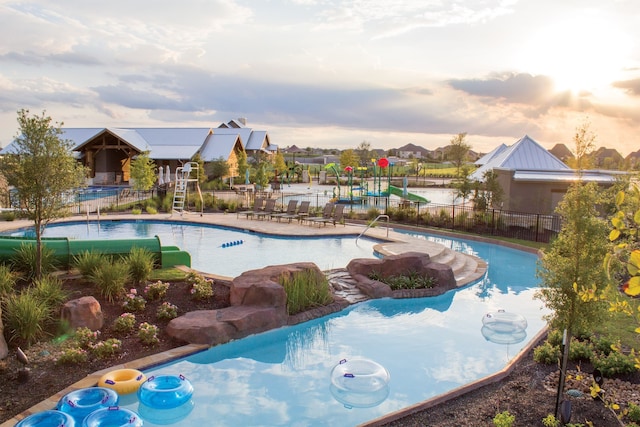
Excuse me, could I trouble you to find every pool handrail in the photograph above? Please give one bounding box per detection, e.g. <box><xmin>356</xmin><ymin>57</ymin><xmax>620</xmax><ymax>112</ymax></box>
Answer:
<box><xmin>356</xmin><ymin>214</ymin><xmax>389</xmax><ymax>243</ymax></box>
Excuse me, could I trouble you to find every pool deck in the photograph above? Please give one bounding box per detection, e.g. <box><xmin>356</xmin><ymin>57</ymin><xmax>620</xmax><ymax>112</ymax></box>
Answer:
<box><xmin>0</xmin><ymin>212</ymin><xmax>502</xmax><ymax>427</ymax></box>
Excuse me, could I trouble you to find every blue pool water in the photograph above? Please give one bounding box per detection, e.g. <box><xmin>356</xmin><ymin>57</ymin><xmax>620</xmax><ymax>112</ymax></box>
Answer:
<box><xmin>7</xmin><ymin>221</ymin><xmax>380</xmax><ymax>277</ymax></box>
<box><xmin>12</xmin><ymin>221</ymin><xmax>545</xmax><ymax>426</ymax></box>
<box><xmin>120</xmin><ymin>232</ymin><xmax>545</xmax><ymax>426</ymax></box>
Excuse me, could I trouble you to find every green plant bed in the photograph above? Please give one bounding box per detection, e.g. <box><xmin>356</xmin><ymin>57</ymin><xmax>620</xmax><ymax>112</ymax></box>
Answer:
<box><xmin>368</xmin><ymin>269</ymin><xmax>436</xmax><ymax>290</ymax></box>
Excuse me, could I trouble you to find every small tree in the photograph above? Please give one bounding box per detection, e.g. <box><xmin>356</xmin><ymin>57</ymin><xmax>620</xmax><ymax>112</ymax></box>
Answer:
<box><xmin>129</xmin><ymin>151</ymin><xmax>156</xmax><ymax>191</ymax></box>
<box><xmin>0</xmin><ymin>109</ymin><xmax>86</xmax><ymax>278</ymax></box>
<box><xmin>236</xmin><ymin>150</ymin><xmax>248</xmax><ymax>184</ymax></box>
<box><xmin>273</xmin><ymin>151</ymin><xmax>286</xmax><ymax>182</ymax></box>
<box><xmin>339</xmin><ymin>149</ymin><xmax>359</xmax><ymax>171</ymax></box>
<box><xmin>356</xmin><ymin>141</ymin><xmax>372</xmax><ymax>167</ymax></box>
<box><xmin>206</xmin><ymin>157</ymin><xmax>230</xmax><ymax>187</ymax></box>
<box><xmin>191</xmin><ymin>153</ymin><xmax>207</xmax><ymax>184</ymax></box>
<box><xmin>447</xmin><ymin>133</ymin><xmax>471</xmax><ymax>178</ymax></box>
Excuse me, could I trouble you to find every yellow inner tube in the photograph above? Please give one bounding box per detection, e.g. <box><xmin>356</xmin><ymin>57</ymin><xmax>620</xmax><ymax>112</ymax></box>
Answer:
<box><xmin>98</xmin><ymin>369</ymin><xmax>147</xmax><ymax>395</ymax></box>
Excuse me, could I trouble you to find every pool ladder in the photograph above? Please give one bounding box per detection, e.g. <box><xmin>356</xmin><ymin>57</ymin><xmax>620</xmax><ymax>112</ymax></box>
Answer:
<box><xmin>355</xmin><ymin>214</ymin><xmax>389</xmax><ymax>244</ymax></box>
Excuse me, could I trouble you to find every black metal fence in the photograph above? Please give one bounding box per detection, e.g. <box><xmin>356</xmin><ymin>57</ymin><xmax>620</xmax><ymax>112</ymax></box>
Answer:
<box><xmin>62</xmin><ymin>187</ymin><xmax>560</xmax><ymax>244</ymax></box>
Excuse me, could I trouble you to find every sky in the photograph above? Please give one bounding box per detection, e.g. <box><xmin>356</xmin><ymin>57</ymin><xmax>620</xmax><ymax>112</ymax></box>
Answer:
<box><xmin>0</xmin><ymin>0</ymin><xmax>639</xmax><ymax>155</ymax></box>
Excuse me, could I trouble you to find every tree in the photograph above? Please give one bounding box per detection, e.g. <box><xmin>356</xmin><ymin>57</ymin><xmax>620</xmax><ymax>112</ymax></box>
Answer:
<box><xmin>273</xmin><ymin>151</ymin><xmax>287</xmax><ymax>182</ymax></box>
<box><xmin>0</xmin><ymin>109</ymin><xmax>87</xmax><ymax>278</ymax></box>
<box><xmin>446</xmin><ymin>133</ymin><xmax>471</xmax><ymax>178</ymax></box>
<box><xmin>129</xmin><ymin>151</ymin><xmax>156</xmax><ymax>191</ymax></box>
<box><xmin>452</xmin><ymin>164</ymin><xmax>473</xmax><ymax>207</ymax></box>
<box><xmin>472</xmin><ymin>170</ymin><xmax>504</xmax><ymax>210</ymax></box>
<box><xmin>339</xmin><ymin>149</ymin><xmax>359</xmax><ymax>170</ymax></box>
<box><xmin>356</xmin><ymin>141</ymin><xmax>372</xmax><ymax>167</ymax></box>
<box><xmin>206</xmin><ymin>157</ymin><xmax>230</xmax><ymax>185</ymax></box>
<box><xmin>536</xmin><ymin>181</ymin><xmax>609</xmax><ymax>335</ymax></box>
<box><xmin>236</xmin><ymin>150</ymin><xmax>248</xmax><ymax>184</ymax></box>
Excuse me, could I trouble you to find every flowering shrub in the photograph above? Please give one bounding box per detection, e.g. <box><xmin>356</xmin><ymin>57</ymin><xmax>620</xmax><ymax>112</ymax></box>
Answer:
<box><xmin>56</xmin><ymin>347</ymin><xmax>88</xmax><ymax>365</ymax></box>
<box><xmin>138</xmin><ymin>322</ymin><xmax>159</xmax><ymax>345</ymax></box>
<box><xmin>156</xmin><ymin>302</ymin><xmax>178</xmax><ymax>320</ymax></box>
<box><xmin>122</xmin><ymin>290</ymin><xmax>146</xmax><ymax>312</ymax></box>
<box><xmin>74</xmin><ymin>326</ymin><xmax>100</xmax><ymax>348</ymax></box>
<box><xmin>91</xmin><ymin>338</ymin><xmax>122</xmax><ymax>359</ymax></box>
<box><xmin>145</xmin><ymin>281</ymin><xmax>170</xmax><ymax>301</ymax></box>
<box><xmin>113</xmin><ymin>313</ymin><xmax>136</xmax><ymax>333</ymax></box>
<box><xmin>187</xmin><ymin>273</ymin><xmax>214</xmax><ymax>300</ymax></box>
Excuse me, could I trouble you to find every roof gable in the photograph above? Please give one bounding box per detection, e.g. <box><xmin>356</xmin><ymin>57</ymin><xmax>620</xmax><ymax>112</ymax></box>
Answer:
<box><xmin>475</xmin><ymin>143</ymin><xmax>508</xmax><ymax>166</ymax></box>
<box><xmin>199</xmin><ymin>134</ymin><xmax>241</xmax><ymax>161</ymax></box>
<box><xmin>471</xmin><ymin>135</ymin><xmax>569</xmax><ymax>180</ymax></box>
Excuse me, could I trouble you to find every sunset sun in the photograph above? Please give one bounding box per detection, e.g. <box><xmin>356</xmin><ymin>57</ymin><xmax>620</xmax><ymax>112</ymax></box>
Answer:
<box><xmin>521</xmin><ymin>14</ymin><xmax>630</xmax><ymax>94</ymax></box>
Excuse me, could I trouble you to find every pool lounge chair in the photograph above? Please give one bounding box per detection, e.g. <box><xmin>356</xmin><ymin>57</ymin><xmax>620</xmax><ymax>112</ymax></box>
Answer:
<box><xmin>289</xmin><ymin>200</ymin><xmax>311</xmax><ymax>223</ymax></box>
<box><xmin>309</xmin><ymin>203</ymin><xmax>345</xmax><ymax>227</ymax></box>
<box><xmin>270</xmin><ymin>200</ymin><xmax>298</xmax><ymax>222</ymax></box>
<box><xmin>306</xmin><ymin>202</ymin><xmax>334</xmax><ymax>226</ymax></box>
<box><xmin>254</xmin><ymin>198</ymin><xmax>277</xmax><ymax>220</ymax></box>
<box><xmin>237</xmin><ymin>197</ymin><xmax>264</xmax><ymax>219</ymax></box>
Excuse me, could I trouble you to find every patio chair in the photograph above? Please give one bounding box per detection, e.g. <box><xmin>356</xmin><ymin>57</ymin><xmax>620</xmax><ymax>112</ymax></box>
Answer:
<box><xmin>307</xmin><ymin>202</ymin><xmax>334</xmax><ymax>226</ymax></box>
<box><xmin>254</xmin><ymin>198</ymin><xmax>277</xmax><ymax>220</ymax></box>
<box><xmin>290</xmin><ymin>200</ymin><xmax>311</xmax><ymax>223</ymax></box>
<box><xmin>310</xmin><ymin>203</ymin><xmax>345</xmax><ymax>227</ymax></box>
<box><xmin>270</xmin><ymin>200</ymin><xmax>298</xmax><ymax>222</ymax></box>
<box><xmin>237</xmin><ymin>197</ymin><xmax>264</xmax><ymax>219</ymax></box>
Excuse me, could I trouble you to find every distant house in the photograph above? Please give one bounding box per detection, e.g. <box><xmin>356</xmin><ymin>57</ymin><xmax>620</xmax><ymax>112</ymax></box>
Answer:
<box><xmin>590</xmin><ymin>146</ymin><xmax>624</xmax><ymax>169</ymax></box>
<box><xmin>471</xmin><ymin>135</ymin><xmax>621</xmax><ymax>214</ymax></box>
<box><xmin>626</xmin><ymin>150</ymin><xmax>640</xmax><ymax>169</ymax></box>
<box><xmin>548</xmin><ymin>143</ymin><xmax>574</xmax><ymax>163</ymax></box>
<box><xmin>396</xmin><ymin>143</ymin><xmax>430</xmax><ymax>159</ymax></box>
<box><xmin>1</xmin><ymin>119</ymin><xmax>275</xmax><ymax>185</ymax></box>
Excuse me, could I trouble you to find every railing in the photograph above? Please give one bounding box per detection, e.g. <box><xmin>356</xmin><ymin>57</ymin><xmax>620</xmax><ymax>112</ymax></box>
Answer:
<box><xmin>356</xmin><ymin>214</ymin><xmax>389</xmax><ymax>244</ymax></box>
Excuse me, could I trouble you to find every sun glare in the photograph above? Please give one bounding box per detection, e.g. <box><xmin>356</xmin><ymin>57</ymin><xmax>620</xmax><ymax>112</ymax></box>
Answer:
<box><xmin>521</xmin><ymin>14</ymin><xmax>630</xmax><ymax>94</ymax></box>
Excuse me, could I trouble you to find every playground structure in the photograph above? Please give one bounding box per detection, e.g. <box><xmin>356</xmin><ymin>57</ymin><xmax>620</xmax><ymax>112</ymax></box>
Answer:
<box><xmin>325</xmin><ymin>159</ymin><xmax>429</xmax><ymax>205</ymax></box>
<box><xmin>0</xmin><ymin>235</ymin><xmax>191</xmax><ymax>269</ymax></box>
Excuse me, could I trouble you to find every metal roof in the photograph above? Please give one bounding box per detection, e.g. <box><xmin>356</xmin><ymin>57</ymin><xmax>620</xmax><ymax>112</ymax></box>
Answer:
<box><xmin>199</xmin><ymin>134</ymin><xmax>241</xmax><ymax>161</ymax></box>
<box><xmin>474</xmin><ymin>143</ymin><xmax>508</xmax><ymax>166</ymax></box>
<box><xmin>471</xmin><ymin>135</ymin><xmax>569</xmax><ymax>181</ymax></box>
<box><xmin>512</xmin><ymin>169</ymin><xmax>624</xmax><ymax>183</ymax></box>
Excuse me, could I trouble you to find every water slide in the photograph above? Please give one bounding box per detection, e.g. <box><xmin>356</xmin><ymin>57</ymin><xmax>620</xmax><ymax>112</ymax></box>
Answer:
<box><xmin>0</xmin><ymin>236</ymin><xmax>191</xmax><ymax>269</ymax></box>
<box><xmin>387</xmin><ymin>185</ymin><xmax>430</xmax><ymax>203</ymax></box>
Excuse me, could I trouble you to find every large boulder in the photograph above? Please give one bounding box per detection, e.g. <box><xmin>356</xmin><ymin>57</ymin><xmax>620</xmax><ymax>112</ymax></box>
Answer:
<box><xmin>166</xmin><ymin>310</ymin><xmax>236</xmax><ymax>345</ymax></box>
<box><xmin>346</xmin><ymin>252</ymin><xmax>456</xmax><ymax>297</ymax></box>
<box><xmin>231</xmin><ymin>263</ymin><xmax>322</xmax><ymax>307</ymax></box>
<box><xmin>170</xmin><ymin>263</ymin><xmax>323</xmax><ymax>345</ymax></box>
<box><xmin>61</xmin><ymin>296</ymin><xmax>104</xmax><ymax>331</ymax></box>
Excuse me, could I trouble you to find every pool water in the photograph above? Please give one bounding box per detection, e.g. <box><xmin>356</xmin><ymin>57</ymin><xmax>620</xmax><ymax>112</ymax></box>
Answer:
<box><xmin>117</xmin><ymin>231</ymin><xmax>544</xmax><ymax>427</ymax></box>
<box><xmin>8</xmin><ymin>220</ymin><xmax>380</xmax><ymax>277</ymax></box>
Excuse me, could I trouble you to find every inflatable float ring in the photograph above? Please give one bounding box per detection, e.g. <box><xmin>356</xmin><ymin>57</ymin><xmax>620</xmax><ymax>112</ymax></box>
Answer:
<box><xmin>57</xmin><ymin>387</ymin><xmax>118</xmax><ymax>423</ymax></box>
<box><xmin>137</xmin><ymin>374</ymin><xmax>195</xmax><ymax>409</ymax></box>
<box><xmin>98</xmin><ymin>369</ymin><xmax>146</xmax><ymax>395</ymax></box>
<box><xmin>15</xmin><ymin>410</ymin><xmax>76</xmax><ymax>427</ymax></box>
<box><xmin>81</xmin><ymin>406</ymin><xmax>142</xmax><ymax>427</ymax></box>
<box><xmin>482</xmin><ymin>310</ymin><xmax>527</xmax><ymax>334</ymax></box>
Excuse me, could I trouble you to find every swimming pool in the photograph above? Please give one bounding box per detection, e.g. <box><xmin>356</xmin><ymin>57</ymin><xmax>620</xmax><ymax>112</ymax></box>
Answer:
<box><xmin>10</xmin><ymin>221</ymin><xmax>545</xmax><ymax>425</ymax></box>
<box><xmin>5</xmin><ymin>220</ymin><xmax>380</xmax><ymax>278</ymax></box>
<box><xmin>122</xmin><ymin>231</ymin><xmax>544</xmax><ymax>426</ymax></box>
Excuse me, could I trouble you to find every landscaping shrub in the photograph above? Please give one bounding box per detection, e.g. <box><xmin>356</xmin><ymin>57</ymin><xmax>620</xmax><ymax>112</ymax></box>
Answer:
<box><xmin>156</xmin><ymin>302</ymin><xmax>178</xmax><ymax>320</ymax></box>
<box><xmin>187</xmin><ymin>272</ymin><xmax>214</xmax><ymax>300</ymax></box>
<box><xmin>73</xmin><ymin>250</ymin><xmax>108</xmax><ymax>279</ymax></box>
<box><xmin>122</xmin><ymin>292</ymin><xmax>147</xmax><ymax>312</ymax></box>
<box><xmin>592</xmin><ymin>350</ymin><xmax>637</xmax><ymax>377</ymax></box>
<box><xmin>56</xmin><ymin>347</ymin><xmax>88</xmax><ymax>365</ymax></box>
<box><xmin>533</xmin><ymin>341</ymin><xmax>561</xmax><ymax>364</ymax></box>
<box><xmin>144</xmin><ymin>281</ymin><xmax>169</xmax><ymax>301</ymax></box>
<box><xmin>31</xmin><ymin>274</ymin><xmax>69</xmax><ymax>310</ymax></box>
<box><xmin>2</xmin><ymin>291</ymin><xmax>50</xmax><ymax>344</ymax></box>
<box><xmin>91</xmin><ymin>338</ymin><xmax>122</xmax><ymax>358</ymax></box>
<box><xmin>368</xmin><ymin>269</ymin><xmax>436</xmax><ymax>290</ymax></box>
<box><xmin>10</xmin><ymin>242</ymin><xmax>57</xmax><ymax>281</ymax></box>
<box><xmin>73</xmin><ymin>326</ymin><xmax>100</xmax><ymax>348</ymax></box>
<box><xmin>568</xmin><ymin>337</ymin><xmax>593</xmax><ymax>361</ymax></box>
<box><xmin>280</xmin><ymin>269</ymin><xmax>332</xmax><ymax>315</ymax></box>
<box><xmin>126</xmin><ymin>247</ymin><xmax>155</xmax><ymax>285</ymax></box>
<box><xmin>113</xmin><ymin>313</ymin><xmax>136</xmax><ymax>333</ymax></box>
<box><xmin>138</xmin><ymin>322</ymin><xmax>159</xmax><ymax>345</ymax></box>
<box><xmin>0</xmin><ymin>264</ymin><xmax>17</xmax><ymax>297</ymax></box>
<box><xmin>366</xmin><ymin>207</ymin><xmax>380</xmax><ymax>221</ymax></box>
<box><xmin>90</xmin><ymin>261</ymin><xmax>130</xmax><ymax>302</ymax></box>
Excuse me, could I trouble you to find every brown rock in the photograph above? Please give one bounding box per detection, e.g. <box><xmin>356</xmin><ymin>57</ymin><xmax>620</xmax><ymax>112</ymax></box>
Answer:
<box><xmin>166</xmin><ymin>310</ymin><xmax>236</xmax><ymax>345</ymax></box>
<box><xmin>61</xmin><ymin>296</ymin><xmax>104</xmax><ymax>331</ymax></box>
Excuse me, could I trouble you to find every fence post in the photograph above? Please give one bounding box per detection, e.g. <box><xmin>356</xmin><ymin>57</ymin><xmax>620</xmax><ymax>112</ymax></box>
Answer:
<box><xmin>415</xmin><ymin>202</ymin><xmax>420</xmax><ymax>227</ymax></box>
<box><xmin>535</xmin><ymin>214</ymin><xmax>540</xmax><ymax>242</ymax></box>
<box><xmin>452</xmin><ymin>204</ymin><xmax>455</xmax><ymax>230</ymax></box>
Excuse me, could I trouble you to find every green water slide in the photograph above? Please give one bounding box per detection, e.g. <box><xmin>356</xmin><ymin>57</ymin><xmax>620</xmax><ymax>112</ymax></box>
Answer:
<box><xmin>0</xmin><ymin>236</ymin><xmax>191</xmax><ymax>269</ymax></box>
<box><xmin>388</xmin><ymin>185</ymin><xmax>430</xmax><ymax>203</ymax></box>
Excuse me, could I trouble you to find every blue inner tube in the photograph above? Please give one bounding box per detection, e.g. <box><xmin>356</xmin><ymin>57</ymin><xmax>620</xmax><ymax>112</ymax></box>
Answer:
<box><xmin>81</xmin><ymin>407</ymin><xmax>142</xmax><ymax>427</ymax></box>
<box><xmin>137</xmin><ymin>375</ymin><xmax>194</xmax><ymax>410</ymax></box>
<box><xmin>15</xmin><ymin>410</ymin><xmax>76</xmax><ymax>427</ymax></box>
<box><xmin>57</xmin><ymin>387</ymin><xmax>119</xmax><ymax>423</ymax></box>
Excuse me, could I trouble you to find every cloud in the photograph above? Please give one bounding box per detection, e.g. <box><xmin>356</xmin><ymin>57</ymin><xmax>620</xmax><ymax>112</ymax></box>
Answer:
<box><xmin>447</xmin><ymin>72</ymin><xmax>555</xmax><ymax>104</ymax></box>
<box><xmin>612</xmin><ymin>79</ymin><xmax>640</xmax><ymax>96</ymax></box>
